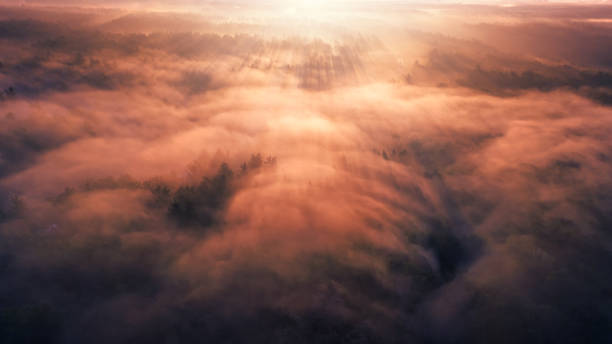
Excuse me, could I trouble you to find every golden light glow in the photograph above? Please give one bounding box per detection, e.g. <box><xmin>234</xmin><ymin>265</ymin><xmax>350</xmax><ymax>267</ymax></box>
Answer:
<box><xmin>1</xmin><ymin>2</ymin><xmax>611</xmax><ymax>343</ymax></box>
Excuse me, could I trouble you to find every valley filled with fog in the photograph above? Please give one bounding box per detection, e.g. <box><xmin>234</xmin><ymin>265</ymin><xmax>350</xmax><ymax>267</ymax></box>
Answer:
<box><xmin>1</xmin><ymin>3</ymin><xmax>612</xmax><ymax>343</ymax></box>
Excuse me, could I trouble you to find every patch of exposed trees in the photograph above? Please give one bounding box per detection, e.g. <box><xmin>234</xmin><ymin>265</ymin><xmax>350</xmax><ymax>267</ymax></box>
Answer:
<box><xmin>48</xmin><ymin>154</ymin><xmax>277</xmax><ymax>228</ymax></box>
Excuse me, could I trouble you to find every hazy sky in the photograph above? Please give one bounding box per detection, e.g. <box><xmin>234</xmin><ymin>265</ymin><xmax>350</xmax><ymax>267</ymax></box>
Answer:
<box><xmin>2</xmin><ymin>0</ymin><xmax>612</xmax><ymax>6</ymax></box>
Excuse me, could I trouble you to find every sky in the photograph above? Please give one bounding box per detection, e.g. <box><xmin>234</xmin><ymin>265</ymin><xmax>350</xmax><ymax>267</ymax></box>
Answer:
<box><xmin>1</xmin><ymin>0</ymin><xmax>612</xmax><ymax>7</ymax></box>
<box><xmin>0</xmin><ymin>2</ymin><xmax>611</xmax><ymax>344</ymax></box>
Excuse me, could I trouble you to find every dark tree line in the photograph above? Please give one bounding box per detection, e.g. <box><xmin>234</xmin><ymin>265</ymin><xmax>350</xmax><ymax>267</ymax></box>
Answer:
<box><xmin>46</xmin><ymin>154</ymin><xmax>277</xmax><ymax>229</ymax></box>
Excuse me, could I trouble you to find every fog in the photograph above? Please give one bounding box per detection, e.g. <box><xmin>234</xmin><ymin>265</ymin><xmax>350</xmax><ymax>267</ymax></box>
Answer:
<box><xmin>1</xmin><ymin>3</ymin><xmax>611</xmax><ymax>344</ymax></box>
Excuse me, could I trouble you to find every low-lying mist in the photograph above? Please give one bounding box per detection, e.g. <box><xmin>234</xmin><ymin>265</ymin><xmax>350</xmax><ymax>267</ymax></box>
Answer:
<box><xmin>1</xmin><ymin>3</ymin><xmax>612</xmax><ymax>344</ymax></box>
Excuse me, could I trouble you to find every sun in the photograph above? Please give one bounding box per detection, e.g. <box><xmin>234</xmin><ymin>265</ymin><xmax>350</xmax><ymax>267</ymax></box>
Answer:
<box><xmin>269</xmin><ymin>0</ymin><xmax>363</xmax><ymax>25</ymax></box>
<box><xmin>274</xmin><ymin>0</ymin><xmax>353</xmax><ymax>15</ymax></box>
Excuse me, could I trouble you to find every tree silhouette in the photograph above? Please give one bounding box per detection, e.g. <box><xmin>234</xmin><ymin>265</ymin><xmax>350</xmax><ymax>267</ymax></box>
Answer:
<box><xmin>168</xmin><ymin>163</ymin><xmax>234</xmax><ymax>227</ymax></box>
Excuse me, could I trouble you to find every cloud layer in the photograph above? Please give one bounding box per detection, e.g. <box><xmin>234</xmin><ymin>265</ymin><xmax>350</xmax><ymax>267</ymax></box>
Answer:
<box><xmin>1</xmin><ymin>4</ymin><xmax>612</xmax><ymax>344</ymax></box>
